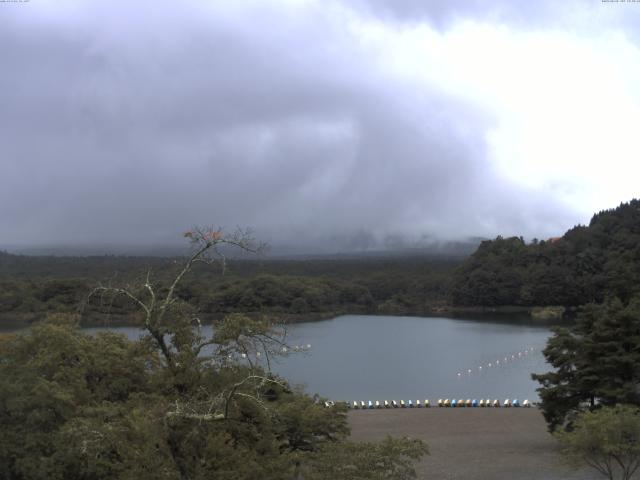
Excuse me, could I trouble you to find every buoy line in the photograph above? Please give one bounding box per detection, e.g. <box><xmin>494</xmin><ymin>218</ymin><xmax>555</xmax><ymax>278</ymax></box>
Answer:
<box><xmin>456</xmin><ymin>346</ymin><xmax>538</xmax><ymax>379</ymax></box>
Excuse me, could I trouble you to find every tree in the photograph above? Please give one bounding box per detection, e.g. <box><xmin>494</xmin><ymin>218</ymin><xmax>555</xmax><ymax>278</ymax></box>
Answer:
<box><xmin>533</xmin><ymin>296</ymin><xmax>640</xmax><ymax>431</ymax></box>
<box><xmin>555</xmin><ymin>405</ymin><xmax>640</xmax><ymax>480</ymax></box>
<box><xmin>0</xmin><ymin>227</ymin><xmax>428</xmax><ymax>479</ymax></box>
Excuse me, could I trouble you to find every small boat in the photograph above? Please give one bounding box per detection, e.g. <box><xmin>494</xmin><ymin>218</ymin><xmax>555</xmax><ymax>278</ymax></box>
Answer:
<box><xmin>492</xmin><ymin>399</ymin><xmax>500</xmax><ymax>407</ymax></box>
<box><xmin>416</xmin><ymin>399</ymin><xmax>422</xmax><ymax>408</ymax></box>
<box><xmin>479</xmin><ymin>399</ymin><xmax>485</xmax><ymax>407</ymax></box>
<box><xmin>324</xmin><ymin>401</ymin><xmax>334</xmax><ymax>408</ymax></box>
<box><xmin>384</xmin><ymin>400</ymin><xmax>390</xmax><ymax>408</ymax></box>
<box><xmin>392</xmin><ymin>400</ymin><xmax>398</xmax><ymax>408</ymax></box>
<box><xmin>360</xmin><ymin>401</ymin><xmax>366</xmax><ymax>409</ymax></box>
<box><xmin>512</xmin><ymin>399</ymin><xmax>520</xmax><ymax>407</ymax></box>
<box><xmin>523</xmin><ymin>399</ymin><xmax>530</xmax><ymax>408</ymax></box>
<box><xmin>438</xmin><ymin>399</ymin><xmax>444</xmax><ymax>407</ymax></box>
<box><xmin>465</xmin><ymin>399</ymin><xmax>472</xmax><ymax>407</ymax></box>
<box><xmin>408</xmin><ymin>400</ymin><xmax>414</xmax><ymax>408</ymax></box>
<box><xmin>368</xmin><ymin>400</ymin><xmax>374</xmax><ymax>409</ymax></box>
<box><xmin>400</xmin><ymin>400</ymin><xmax>406</xmax><ymax>408</ymax></box>
<box><xmin>424</xmin><ymin>399</ymin><xmax>430</xmax><ymax>408</ymax></box>
<box><xmin>471</xmin><ymin>399</ymin><xmax>478</xmax><ymax>407</ymax></box>
<box><xmin>451</xmin><ymin>399</ymin><xmax>457</xmax><ymax>407</ymax></box>
<box><xmin>353</xmin><ymin>401</ymin><xmax>359</xmax><ymax>409</ymax></box>
<box><xmin>458</xmin><ymin>399</ymin><xmax>465</xmax><ymax>407</ymax></box>
<box><xmin>375</xmin><ymin>400</ymin><xmax>381</xmax><ymax>409</ymax></box>
<box><xmin>503</xmin><ymin>399</ymin><xmax>511</xmax><ymax>407</ymax></box>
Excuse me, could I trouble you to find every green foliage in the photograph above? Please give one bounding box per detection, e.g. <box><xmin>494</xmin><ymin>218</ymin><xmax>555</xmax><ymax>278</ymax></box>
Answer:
<box><xmin>0</xmin><ymin>230</ymin><xmax>428</xmax><ymax>479</ymax></box>
<box><xmin>451</xmin><ymin>199</ymin><xmax>640</xmax><ymax>307</ymax></box>
<box><xmin>555</xmin><ymin>405</ymin><xmax>640</xmax><ymax>480</ymax></box>
<box><xmin>533</xmin><ymin>296</ymin><xmax>640</xmax><ymax>431</ymax></box>
<box><xmin>0</xmin><ymin>316</ymin><xmax>427</xmax><ymax>479</ymax></box>
<box><xmin>0</xmin><ymin>254</ymin><xmax>457</xmax><ymax>324</ymax></box>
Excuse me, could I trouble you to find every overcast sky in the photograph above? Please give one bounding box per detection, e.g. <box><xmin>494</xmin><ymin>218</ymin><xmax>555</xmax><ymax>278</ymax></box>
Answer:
<box><xmin>2</xmin><ymin>0</ymin><xmax>639</xmax><ymax>252</ymax></box>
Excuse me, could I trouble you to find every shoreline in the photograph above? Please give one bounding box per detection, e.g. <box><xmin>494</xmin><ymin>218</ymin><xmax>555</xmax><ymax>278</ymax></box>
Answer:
<box><xmin>348</xmin><ymin>408</ymin><xmax>599</xmax><ymax>480</ymax></box>
<box><xmin>0</xmin><ymin>305</ymin><xmax>571</xmax><ymax>330</ymax></box>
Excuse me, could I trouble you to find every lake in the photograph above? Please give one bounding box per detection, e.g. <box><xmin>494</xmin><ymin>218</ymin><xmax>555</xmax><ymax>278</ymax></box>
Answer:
<box><xmin>76</xmin><ymin>314</ymin><xmax>553</xmax><ymax>403</ymax></box>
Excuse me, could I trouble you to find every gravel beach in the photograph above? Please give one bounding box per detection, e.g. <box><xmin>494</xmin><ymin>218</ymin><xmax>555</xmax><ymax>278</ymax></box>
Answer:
<box><xmin>348</xmin><ymin>407</ymin><xmax>602</xmax><ymax>480</ymax></box>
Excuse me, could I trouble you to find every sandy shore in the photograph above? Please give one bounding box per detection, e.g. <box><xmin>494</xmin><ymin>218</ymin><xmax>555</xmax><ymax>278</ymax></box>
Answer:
<box><xmin>348</xmin><ymin>407</ymin><xmax>601</xmax><ymax>480</ymax></box>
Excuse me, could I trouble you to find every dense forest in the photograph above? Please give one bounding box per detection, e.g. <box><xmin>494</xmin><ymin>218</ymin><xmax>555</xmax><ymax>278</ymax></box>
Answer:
<box><xmin>2</xmin><ymin>199</ymin><xmax>640</xmax><ymax>326</ymax></box>
<box><xmin>450</xmin><ymin>199</ymin><xmax>640</xmax><ymax>308</ymax></box>
<box><xmin>0</xmin><ymin>251</ymin><xmax>459</xmax><ymax>325</ymax></box>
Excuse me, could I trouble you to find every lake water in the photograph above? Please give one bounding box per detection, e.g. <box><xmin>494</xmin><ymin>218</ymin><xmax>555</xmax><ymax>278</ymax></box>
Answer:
<box><xmin>76</xmin><ymin>314</ymin><xmax>552</xmax><ymax>403</ymax></box>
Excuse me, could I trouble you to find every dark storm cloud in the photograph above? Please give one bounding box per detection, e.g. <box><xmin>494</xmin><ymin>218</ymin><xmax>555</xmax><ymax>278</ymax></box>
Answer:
<box><xmin>0</xmin><ymin>1</ymin><xmax>579</xmax><ymax>251</ymax></box>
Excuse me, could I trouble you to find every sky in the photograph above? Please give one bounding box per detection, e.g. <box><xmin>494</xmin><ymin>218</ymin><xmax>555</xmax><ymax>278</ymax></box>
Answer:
<box><xmin>1</xmin><ymin>0</ymin><xmax>639</xmax><ymax>253</ymax></box>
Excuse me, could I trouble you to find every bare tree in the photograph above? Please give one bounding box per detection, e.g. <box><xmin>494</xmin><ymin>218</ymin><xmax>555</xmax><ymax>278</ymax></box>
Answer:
<box><xmin>90</xmin><ymin>226</ymin><xmax>289</xmax><ymax>419</ymax></box>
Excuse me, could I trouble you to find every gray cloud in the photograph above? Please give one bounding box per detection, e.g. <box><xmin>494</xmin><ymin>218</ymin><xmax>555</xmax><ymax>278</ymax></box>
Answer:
<box><xmin>346</xmin><ymin>0</ymin><xmax>640</xmax><ymax>33</ymax></box>
<box><xmin>0</xmin><ymin>2</ymin><xmax>588</xmax><ymax>252</ymax></box>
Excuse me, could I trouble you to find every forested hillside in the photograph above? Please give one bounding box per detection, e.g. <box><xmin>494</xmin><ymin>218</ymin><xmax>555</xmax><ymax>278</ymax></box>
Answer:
<box><xmin>3</xmin><ymin>199</ymin><xmax>639</xmax><ymax>325</ymax></box>
<box><xmin>451</xmin><ymin>199</ymin><xmax>640</xmax><ymax>307</ymax></box>
<box><xmin>0</xmin><ymin>251</ymin><xmax>458</xmax><ymax>324</ymax></box>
